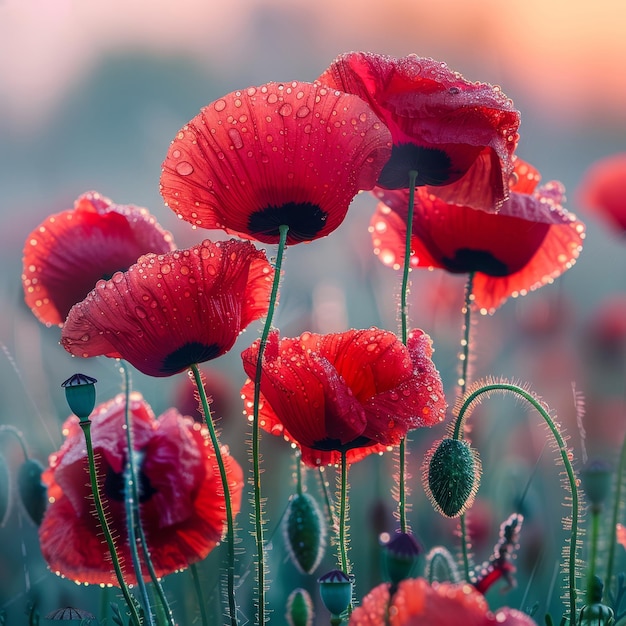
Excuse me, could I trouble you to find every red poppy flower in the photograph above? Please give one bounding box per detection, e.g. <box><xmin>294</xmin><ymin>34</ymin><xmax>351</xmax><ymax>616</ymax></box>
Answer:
<box><xmin>317</xmin><ymin>52</ymin><xmax>521</xmax><ymax>211</ymax></box>
<box><xmin>349</xmin><ymin>578</ymin><xmax>537</xmax><ymax>626</ymax></box>
<box><xmin>22</xmin><ymin>191</ymin><xmax>175</xmax><ymax>327</ymax></box>
<box><xmin>240</xmin><ymin>327</ymin><xmax>446</xmax><ymax>467</ymax></box>
<box><xmin>577</xmin><ymin>152</ymin><xmax>626</xmax><ymax>233</ymax></box>
<box><xmin>39</xmin><ymin>392</ymin><xmax>244</xmax><ymax>585</ymax></box>
<box><xmin>61</xmin><ymin>239</ymin><xmax>274</xmax><ymax>376</ymax></box>
<box><xmin>370</xmin><ymin>159</ymin><xmax>585</xmax><ymax>313</ymax></box>
<box><xmin>159</xmin><ymin>81</ymin><xmax>392</xmax><ymax>245</ymax></box>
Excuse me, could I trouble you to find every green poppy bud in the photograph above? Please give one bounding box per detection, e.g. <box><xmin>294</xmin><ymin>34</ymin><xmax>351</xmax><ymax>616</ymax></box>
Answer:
<box><xmin>283</xmin><ymin>492</ymin><xmax>326</xmax><ymax>574</ymax></box>
<box><xmin>286</xmin><ymin>588</ymin><xmax>314</xmax><ymax>626</ymax></box>
<box><xmin>18</xmin><ymin>458</ymin><xmax>47</xmax><ymax>526</ymax></box>
<box><xmin>61</xmin><ymin>373</ymin><xmax>97</xmax><ymax>420</ymax></box>
<box><xmin>424</xmin><ymin>438</ymin><xmax>481</xmax><ymax>518</ymax></box>
<box><xmin>318</xmin><ymin>569</ymin><xmax>352</xmax><ymax>617</ymax></box>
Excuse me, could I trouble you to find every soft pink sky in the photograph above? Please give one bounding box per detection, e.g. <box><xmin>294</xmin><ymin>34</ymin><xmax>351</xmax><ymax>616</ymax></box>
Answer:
<box><xmin>1</xmin><ymin>0</ymin><xmax>625</xmax><ymax>130</ymax></box>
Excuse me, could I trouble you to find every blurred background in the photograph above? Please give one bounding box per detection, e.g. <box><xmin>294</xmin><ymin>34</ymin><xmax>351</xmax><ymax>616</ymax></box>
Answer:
<box><xmin>1</xmin><ymin>0</ymin><xmax>626</xmax><ymax>623</ymax></box>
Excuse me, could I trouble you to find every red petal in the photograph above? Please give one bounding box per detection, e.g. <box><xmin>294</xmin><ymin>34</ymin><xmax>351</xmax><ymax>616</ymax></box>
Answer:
<box><xmin>160</xmin><ymin>81</ymin><xmax>392</xmax><ymax>245</ymax></box>
<box><xmin>61</xmin><ymin>239</ymin><xmax>273</xmax><ymax>376</ymax></box>
<box><xmin>22</xmin><ymin>191</ymin><xmax>175</xmax><ymax>326</ymax></box>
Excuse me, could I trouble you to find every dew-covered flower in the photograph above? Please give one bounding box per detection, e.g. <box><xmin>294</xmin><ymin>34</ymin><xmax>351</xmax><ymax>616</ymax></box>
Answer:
<box><xmin>240</xmin><ymin>328</ymin><xmax>446</xmax><ymax>466</ymax></box>
<box><xmin>22</xmin><ymin>191</ymin><xmax>175</xmax><ymax>327</ymax></box>
<box><xmin>370</xmin><ymin>159</ymin><xmax>585</xmax><ymax>313</ymax></box>
<box><xmin>61</xmin><ymin>239</ymin><xmax>274</xmax><ymax>376</ymax></box>
<box><xmin>39</xmin><ymin>393</ymin><xmax>244</xmax><ymax>585</ymax></box>
<box><xmin>349</xmin><ymin>578</ymin><xmax>537</xmax><ymax>625</ymax></box>
<box><xmin>317</xmin><ymin>52</ymin><xmax>521</xmax><ymax>211</ymax></box>
<box><xmin>160</xmin><ymin>81</ymin><xmax>392</xmax><ymax>245</ymax></box>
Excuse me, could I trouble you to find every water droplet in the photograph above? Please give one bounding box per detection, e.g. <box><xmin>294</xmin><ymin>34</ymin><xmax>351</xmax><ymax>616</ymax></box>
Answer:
<box><xmin>296</xmin><ymin>105</ymin><xmax>310</xmax><ymax>118</ymax></box>
<box><xmin>267</xmin><ymin>93</ymin><xmax>278</xmax><ymax>105</ymax></box>
<box><xmin>214</xmin><ymin>99</ymin><xmax>227</xmax><ymax>112</ymax></box>
<box><xmin>135</xmin><ymin>306</ymin><xmax>147</xmax><ymax>319</ymax></box>
<box><xmin>176</xmin><ymin>161</ymin><xmax>194</xmax><ymax>176</ymax></box>
<box><xmin>161</xmin><ymin>264</ymin><xmax>171</xmax><ymax>275</ymax></box>
<box><xmin>228</xmin><ymin>128</ymin><xmax>244</xmax><ymax>149</ymax></box>
<box><xmin>278</xmin><ymin>103</ymin><xmax>293</xmax><ymax>117</ymax></box>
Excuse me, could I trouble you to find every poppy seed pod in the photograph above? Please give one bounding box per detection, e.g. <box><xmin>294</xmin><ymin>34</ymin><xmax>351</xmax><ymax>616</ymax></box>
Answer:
<box><xmin>383</xmin><ymin>531</ymin><xmax>422</xmax><ymax>585</ymax></box>
<box><xmin>318</xmin><ymin>569</ymin><xmax>353</xmax><ymax>617</ymax></box>
<box><xmin>424</xmin><ymin>438</ymin><xmax>481</xmax><ymax>518</ymax></box>
<box><xmin>286</xmin><ymin>588</ymin><xmax>314</xmax><ymax>626</ymax></box>
<box><xmin>283</xmin><ymin>492</ymin><xmax>327</xmax><ymax>574</ymax></box>
<box><xmin>61</xmin><ymin>374</ymin><xmax>97</xmax><ymax>420</ymax></box>
<box><xmin>17</xmin><ymin>458</ymin><xmax>47</xmax><ymax>526</ymax></box>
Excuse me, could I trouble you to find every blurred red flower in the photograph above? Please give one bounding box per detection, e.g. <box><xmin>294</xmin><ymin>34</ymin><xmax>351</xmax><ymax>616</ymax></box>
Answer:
<box><xmin>160</xmin><ymin>81</ymin><xmax>392</xmax><ymax>245</ymax></box>
<box><xmin>61</xmin><ymin>239</ymin><xmax>273</xmax><ymax>376</ymax></box>
<box><xmin>370</xmin><ymin>159</ymin><xmax>585</xmax><ymax>313</ymax></box>
<box><xmin>577</xmin><ymin>152</ymin><xmax>626</xmax><ymax>233</ymax></box>
<box><xmin>349</xmin><ymin>578</ymin><xmax>537</xmax><ymax>625</ymax></box>
<box><xmin>22</xmin><ymin>191</ymin><xmax>175</xmax><ymax>327</ymax></box>
<box><xmin>39</xmin><ymin>392</ymin><xmax>243</xmax><ymax>585</ymax></box>
<box><xmin>240</xmin><ymin>327</ymin><xmax>446</xmax><ymax>467</ymax></box>
<box><xmin>317</xmin><ymin>52</ymin><xmax>520</xmax><ymax>212</ymax></box>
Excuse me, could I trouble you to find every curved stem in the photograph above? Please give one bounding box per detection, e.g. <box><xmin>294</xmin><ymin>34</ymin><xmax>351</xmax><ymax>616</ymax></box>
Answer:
<box><xmin>251</xmin><ymin>223</ymin><xmax>289</xmax><ymax>624</ymax></box>
<box><xmin>0</xmin><ymin>425</ymin><xmax>29</xmax><ymax>460</ymax></box>
<box><xmin>191</xmin><ymin>363</ymin><xmax>238</xmax><ymax>626</ymax></box>
<box><xmin>397</xmin><ymin>169</ymin><xmax>418</xmax><ymax>533</ymax></box>
<box><xmin>78</xmin><ymin>419</ymin><xmax>142</xmax><ymax>626</ymax></box>
<box><xmin>119</xmin><ymin>362</ymin><xmax>174</xmax><ymax>626</ymax></box>
<box><xmin>455</xmin><ymin>383</ymin><xmax>580</xmax><ymax>623</ymax></box>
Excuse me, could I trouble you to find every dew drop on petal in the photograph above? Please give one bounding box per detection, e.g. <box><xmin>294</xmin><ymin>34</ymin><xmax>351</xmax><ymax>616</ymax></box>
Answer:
<box><xmin>176</xmin><ymin>161</ymin><xmax>194</xmax><ymax>176</ymax></box>
<box><xmin>135</xmin><ymin>306</ymin><xmax>147</xmax><ymax>319</ymax></box>
<box><xmin>228</xmin><ymin>128</ymin><xmax>244</xmax><ymax>149</ymax></box>
<box><xmin>278</xmin><ymin>103</ymin><xmax>293</xmax><ymax>117</ymax></box>
<box><xmin>214</xmin><ymin>99</ymin><xmax>227</xmax><ymax>112</ymax></box>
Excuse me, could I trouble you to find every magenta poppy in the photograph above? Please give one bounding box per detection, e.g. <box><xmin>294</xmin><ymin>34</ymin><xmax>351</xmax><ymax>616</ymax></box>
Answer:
<box><xmin>240</xmin><ymin>327</ymin><xmax>446</xmax><ymax>467</ymax></box>
<box><xmin>370</xmin><ymin>159</ymin><xmax>585</xmax><ymax>313</ymax></box>
<box><xmin>349</xmin><ymin>578</ymin><xmax>537</xmax><ymax>626</ymax></box>
<box><xmin>160</xmin><ymin>81</ymin><xmax>392</xmax><ymax>245</ymax></box>
<box><xmin>317</xmin><ymin>52</ymin><xmax>521</xmax><ymax>211</ymax></box>
<box><xmin>576</xmin><ymin>152</ymin><xmax>626</xmax><ymax>234</ymax></box>
<box><xmin>39</xmin><ymin>392</ymin><xmax>244</xmax><ymax>585</ymax></box>
<box><xmin>22</xmin><ymin>191</ymin><xmax>175</xmax><ymax>327</ymax></box>
<box><xmin>61</xmin><ymin>239</ymin><xmax>274</xmax><ymax>376</ymax></box>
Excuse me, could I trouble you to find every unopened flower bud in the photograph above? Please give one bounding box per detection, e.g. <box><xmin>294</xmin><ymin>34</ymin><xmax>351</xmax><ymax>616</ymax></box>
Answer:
<box><xmin>283</xmin><ymin>492</ymin><xmax>326</xmax><ymax>574</ymax></box>
<box><xmin>286</xmin><ymin>588</ymin><xmax>314</xmax><ymax>626</ymax></box>
<box><xmin>383</xmin><ymin>531</ymin><xmax>422</xmax><ymax>585</ymax></box>
<box><xmin>18</xmin><ymin>459</ymin><xmax>47</xmax><ymax>526</ymax></box>
<box><xmin>61</xmin><ymin>374</ymin><xmax>97</xmax><ymax>420</ymax></box>
<box><xmin>424</xmin><ymin>438</ymin><xmax>481</xmax><ymax>518</ymax></box>
<box><xmin>318</xmin><ymin>569</ymin><xmax>352</xmax><ymax>617</ymax></box>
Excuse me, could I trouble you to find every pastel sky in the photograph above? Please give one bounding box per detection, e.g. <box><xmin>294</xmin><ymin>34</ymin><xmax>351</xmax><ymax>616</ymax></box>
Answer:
<box><xmin>1</xmin><ymin>0</ymin><xmax>625</xmax><ymax>131</ymax></box>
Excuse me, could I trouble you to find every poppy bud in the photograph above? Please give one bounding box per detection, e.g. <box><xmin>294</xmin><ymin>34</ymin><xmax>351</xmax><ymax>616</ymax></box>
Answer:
<box><xmin>578</xmin><ymin>601</ymin><xmax>615</xmax><ymax>626</ymax></box>
<box><xmin>581</xmin><ymin>460</ymin><xmax>613</xmax><ymax>512</ymax></box>
<box><xmin>318</xmin><ymin>569</ymin><xmax>353</xmax><ymax>617</ymax></box>
<box><xmin>424</xmin><ymin>438</ymin><xmax>481</xmax><ymax>518</ymax></box>
<box><xmin>61</xmin><ymin>373</ymin><xmax>97</xmax><ymax>420</ymax></box>
<box><xmin>286</xmin><ymin>588</ymin><xmax>314</xmax><ymax>626</ymax></box>
<box><xmin>283</xmin><ymin>492</ymin><xmax>327</xmax><ymax>574</ymax></box>
<box><xmin>44</xmin><ymin>606</ymin><xmax>97</xmax><ymax>623</ymax></box>
<box><xmin>383</xmin><ymin>531</ymin><xmax>422</xmax><ymax>585</ymax></box>
<box><xmin>17</xmin><ymin>458</ymin><xmax>47</xmax><ymax>525</ymax></box>
<box><xmin>0</xmin><ymin>454</ymin><xmax>11</xmax><ymax>527</ymax></box>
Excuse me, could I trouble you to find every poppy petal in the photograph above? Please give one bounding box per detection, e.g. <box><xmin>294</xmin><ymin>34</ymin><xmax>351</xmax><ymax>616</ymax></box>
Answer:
<box><xmin>22</xmin><ymin>191</ymin><xmax>175</xmax><ymax>326</ymax></box>
<box><xmin>160</xmin><ymin>81</ymin><xmax>392</xmax><ymax>245</ymax></box>
<box><xmin>61</xmin><ymin>239</ymin><xmax>274</xmax><ymax>376</ymax></box>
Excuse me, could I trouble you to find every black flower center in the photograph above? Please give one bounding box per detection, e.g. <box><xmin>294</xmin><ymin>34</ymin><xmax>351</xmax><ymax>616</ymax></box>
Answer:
<box><xmin>161</xmin><ymin>342</ymin><xmax>221</xmax><ymax>374</ymax></box>
<box><xmin>377</xmin><ymin>143</ymin><xmax>454</xmax><ymax>188</ymax></box>
<box><xmin>442</xmin><ymin>249</ymin><xmax>509</xmax><ymax>276</ymax></box>
<box><xmin>248</xmin><ymin>202</ymin><xmax>328</xmax><ymax>244</ymax></box>
<box><xmin>312</xmin><ymin>435</ymin><xmax>375</xmax><ymax>452</ymax></box>
<box><xmin>104</xmin><ymin>463</ymin><xmax>157</xmax><ymax>503</ymax></box>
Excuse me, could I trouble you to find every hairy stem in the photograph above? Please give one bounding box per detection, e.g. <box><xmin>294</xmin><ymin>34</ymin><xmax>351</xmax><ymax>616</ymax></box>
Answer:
<box><xmin>251</xmin><ymin>223</ymin><xmax>289</xmax><ymax>624</ymax></box>
<box><xmin>190</xmin><ymin>563</ymin><xmax>210</xmax><ymax>626</ymax></box>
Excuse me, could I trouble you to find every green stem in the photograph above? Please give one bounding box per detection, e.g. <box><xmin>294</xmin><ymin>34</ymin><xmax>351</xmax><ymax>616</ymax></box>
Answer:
<box><xmin>339</xmin><ymin>450</ymin><xmax>350</xmax><ymax>577</ymax></box>
<box><xmin>318</xmin><ymin>467</ymin><xmax>336</xmax><ymax>530</ymax></box>
<box><xmin>455</xmin><ymin>383</ymin><xmax>580</xmax><ymax>623</ymax></box>
<box><xmin>397</xmin><ymin>169</ymin><xmax>418</xmax><ymax>534</ymax></box>
<box><xmin>588</xmin><ymin>508</ymin><xmax>600</xmax><ymax>599</ymax></box>
<box><xmin>0</xmin><ymin>425</ymin><xmax>30</xmax><ymax>460</ymax></box>
<box><xmin>78</xmin><ymin>419</ymin><xmax>142</xmax><ymax>626</ymax></box>
<box><xmin>296</xmin><ymin>454</ymin><xmax>303</xmax><ymax>496</ymax></box>
<box><xmin>191</xmin><ymin>363</ymin><xmax>238</xmax><ymax>626</ymax></box>
<box><xmin>252</xmin><ymin>223</ymin><xmax>289</xmax><ymax>624</ymax></box>
<box><xmin>190</xmin><ymin>563</ymin><xmax>210</xmax><ymax>626</ymax></box>
<box><xmin>457</xmin><ymin>271</ymin><xmax>475</xmax><ymax>581</ymax></box>
<box><xmin>605</xmin><ymin>427</ymin><xmax>626</xmax><ymax>596</ymax></box>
